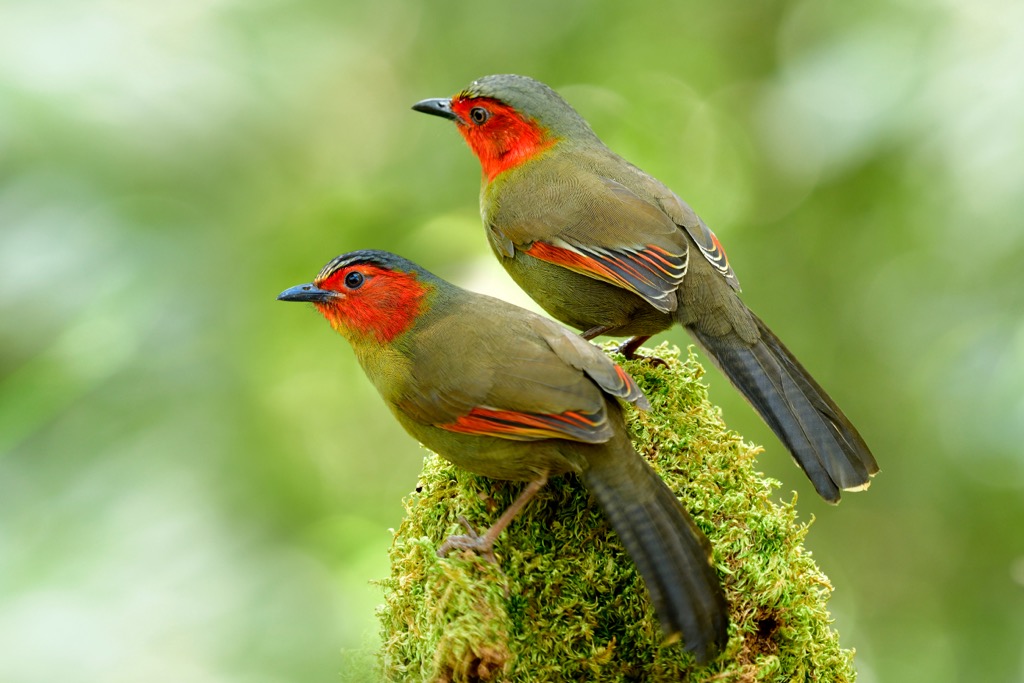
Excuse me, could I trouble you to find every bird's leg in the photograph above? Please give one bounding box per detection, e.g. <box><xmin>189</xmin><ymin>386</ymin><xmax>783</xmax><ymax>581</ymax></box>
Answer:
<box><xmin>580</xmin><ymin>325</ymin><xmax>614</xmax><ymax>341</ymax></box>
<box><xmin>615</xmin><ymin>335</ymin><xmax>668</xmax><ymax>367</ymax></box>
<box><xmin>437</xmin><ymin>475</ymin><xmax>548</xmax><ymax>563</ymax></box>
<box><xmin>615</xmin><ymin>335</ymin><xmax>651</xmax><ymax>359</ymax></box>
<box><xmin>582</xmin><ymin>328</ymin><xmax>666</xmax><ymax>366</ymax></box>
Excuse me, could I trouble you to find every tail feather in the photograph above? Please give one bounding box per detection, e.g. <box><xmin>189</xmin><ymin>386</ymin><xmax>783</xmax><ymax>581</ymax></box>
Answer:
<box><xmin>582</xmin><ymin>445</ymin><xmax>728</xmax><ymax>663</ymax></box>
<box><xmin>688</xmin><ymin>311</ymin><xmax>878</xmax><ymax>503</ymax></box>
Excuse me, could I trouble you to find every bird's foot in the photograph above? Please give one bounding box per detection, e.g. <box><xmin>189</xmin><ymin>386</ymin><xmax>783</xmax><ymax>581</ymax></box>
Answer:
<box><xmin>437</xmin><ymin>515</ymin><xmax>498</xmax><ymax>563</ymax></box>
<box><xmin>634</xmin><ymin>353</ymin><xmax>669</xmax><ymax>368</ymax></box>
<box><xmin>436</xmin><ymin>479</ymin><xmax>547</xmax><ymax>566</ymax></box>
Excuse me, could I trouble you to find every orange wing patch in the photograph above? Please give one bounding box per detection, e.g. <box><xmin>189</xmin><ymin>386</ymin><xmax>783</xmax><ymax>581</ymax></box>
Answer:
<box><xmin>611</xmin><ymin>363</ymin><xmax>648</xmax><ymax>408</ymax></box>
<box><xmin>525</xmin><ymin>240</ymin><xmax>686</xmax><ymax>313</ymax></box>
<box><xmin>440</xmin><ymin>406</ymin><xmax>610</xmax><ymax>444</ymax></box>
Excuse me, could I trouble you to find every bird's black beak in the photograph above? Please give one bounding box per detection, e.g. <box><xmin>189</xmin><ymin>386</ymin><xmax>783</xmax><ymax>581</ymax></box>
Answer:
<box><xmin>412</xmin><ymin>97</ymin><xmax>458</xmax><ymax>122</ymax></box>
<box><xmin>277</xmin><ymin>283</ymin><xmax>336</xmax><ymax>304</ymax></box>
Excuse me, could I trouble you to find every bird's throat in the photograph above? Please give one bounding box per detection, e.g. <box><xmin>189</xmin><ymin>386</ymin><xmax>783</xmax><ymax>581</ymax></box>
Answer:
<box><xmin>315</xmin><ymin>267</ymin><xmax>431</xmax><ymax>345</ymax></box>
<box><xmin>458</xmin><ymin>108</ymin><xmax>555</xmax><ymax>182</ymax></box>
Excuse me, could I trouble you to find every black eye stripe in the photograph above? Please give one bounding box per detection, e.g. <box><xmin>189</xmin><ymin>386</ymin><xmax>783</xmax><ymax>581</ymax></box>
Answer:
<box><xmin>313</xmin><ymin>249</ymin><xmax>411</xmax><ymax>283</ymax></box>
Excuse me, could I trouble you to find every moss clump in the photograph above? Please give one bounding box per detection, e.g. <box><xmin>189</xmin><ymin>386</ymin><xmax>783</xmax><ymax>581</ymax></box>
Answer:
<box><xmin>376</xmin><ymin>344</ymin><xmax>855</xmax><ymax>682</ymax></box>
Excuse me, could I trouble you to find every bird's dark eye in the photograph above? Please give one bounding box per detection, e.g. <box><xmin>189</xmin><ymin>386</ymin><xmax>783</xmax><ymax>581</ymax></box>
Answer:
<box><xmin>469</xmin><ymin>107</ymin><xmax>490</xmax><ymax>125</ymax></box>
<box><xmin>344</xmin><ymin>271</ymin><xmax>364</xmax><ymax>289</ymax></box>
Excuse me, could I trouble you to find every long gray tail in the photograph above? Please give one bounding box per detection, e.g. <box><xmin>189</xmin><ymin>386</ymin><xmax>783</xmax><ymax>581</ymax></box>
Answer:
<box><xmin>582</xmin><ymin>444</ymin><xmax>728</xmax><ymax>663</ymax></box>
<box><xmin>688</xmin><ymin>311</ymin><xmax>878</xmax><ymax>503</ymax></box>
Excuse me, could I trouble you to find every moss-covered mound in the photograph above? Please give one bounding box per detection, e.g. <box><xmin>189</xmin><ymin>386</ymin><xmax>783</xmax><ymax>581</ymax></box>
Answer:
<box><xmin>376</xmin><ymin>344</ymin><xmax>855</xmax><ymax>682</ymax></box>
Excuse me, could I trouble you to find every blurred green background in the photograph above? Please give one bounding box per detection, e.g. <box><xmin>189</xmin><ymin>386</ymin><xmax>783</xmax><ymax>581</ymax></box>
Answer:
<box><xmin>2</xmin><ymin>0</ymin><xmax>1022</xmax><ymax>681</ymax></box>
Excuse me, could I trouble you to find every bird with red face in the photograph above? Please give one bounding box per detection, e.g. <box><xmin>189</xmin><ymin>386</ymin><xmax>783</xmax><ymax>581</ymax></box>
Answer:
<box><xmin>413</xmin><ymin>75</ymin><xmax>878</xmax><ymax>504</ymax></box>
<box><xmin>278</xmin><ymin>249</ymin><xmax>729</xmax><ymax>662</ymax></box>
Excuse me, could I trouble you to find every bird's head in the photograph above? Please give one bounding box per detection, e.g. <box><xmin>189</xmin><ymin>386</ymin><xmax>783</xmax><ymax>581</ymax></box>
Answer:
<box><xmin>412</xmin><ymin>74</ymin><xmax>598</xmax><ymax>182</ymax></box>
<box><xmin>277</xmin><ymin>250</ymin><xmax>435</xmax><ymax>346</ymax></box>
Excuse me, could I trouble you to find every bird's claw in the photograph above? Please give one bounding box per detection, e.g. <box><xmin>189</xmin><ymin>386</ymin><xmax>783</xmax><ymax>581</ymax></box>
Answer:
<box><xmin>637</xmin><ymin>354</ymin><xmax>669</xmax><ymax>368</ymax></box>
<box><xmin>437</xmin><ymin>515</ymin><xmax>498</xmax><ymax>563</ymax></box>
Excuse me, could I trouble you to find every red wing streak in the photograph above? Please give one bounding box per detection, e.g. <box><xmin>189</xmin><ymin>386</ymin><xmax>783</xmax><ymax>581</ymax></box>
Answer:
<box><xmin>684</xmin><ymin>222</ymin><xmax>739</xmax><ymax>290</ymax></box>
<box><xmin>702</xmin><ymin>230</ymin><xmax>731</xmax><ymax>274</ymax></box>
<box><xmin>440</xmin><ymin>406</ymin><xmax>610</xmax><ymax>444</ymax></box>
<box><xmin>525</xmin><ymin>240</ymin><xmax>686</xmax><ymax>313</ymax></box>
<box><xmin>611</xmin><ymin>363</ymin><xmax>647</xmax><ymax>407</ymax></box>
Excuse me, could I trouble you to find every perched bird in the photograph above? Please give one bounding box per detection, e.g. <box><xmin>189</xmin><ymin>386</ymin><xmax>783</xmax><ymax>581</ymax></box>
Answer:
<box><xmin>278</xmin><ymin>249</ymin><xmax>728</xmax><ymax>662</ymax></box>
<box><xmin>413</xmin><ymin>75</ymin><xmax>878</xmax><ymax>503</ymax></box>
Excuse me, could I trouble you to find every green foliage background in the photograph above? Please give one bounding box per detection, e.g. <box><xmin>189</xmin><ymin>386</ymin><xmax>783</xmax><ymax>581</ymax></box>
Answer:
<box><xmin>1</xmin><ymin>1</ymin><xmax>1022</xmax><ymax>681</ymax></box>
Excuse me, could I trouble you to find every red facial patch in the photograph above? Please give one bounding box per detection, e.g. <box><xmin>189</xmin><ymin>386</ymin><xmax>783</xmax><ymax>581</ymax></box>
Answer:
<box><xmin>450</xmin><ymin>96</ymin><xmax>556</xmax><ymax>182</ymax></box>
<box><xmin>314</xmin><ymin>265</ymin><xmax>429</xmax><ymax>343</ymax></box>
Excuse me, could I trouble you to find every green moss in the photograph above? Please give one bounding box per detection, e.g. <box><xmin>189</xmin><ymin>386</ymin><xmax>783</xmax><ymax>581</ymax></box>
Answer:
<box><xmin>376</xmin><ymin>345</ymin><xmax>855</xmax><ymax>682</ymax></box>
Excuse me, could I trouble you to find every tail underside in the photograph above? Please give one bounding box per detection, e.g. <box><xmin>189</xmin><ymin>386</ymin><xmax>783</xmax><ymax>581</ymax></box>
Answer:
<box><xmin>688</xmin><ymin>312</ymin><xmax>879</xmax><ymax>503</ymax></box>
<box><xmin>582</xmin><ymin>445</ymin><xmax>728</xmax><ymax>663</ymax></box>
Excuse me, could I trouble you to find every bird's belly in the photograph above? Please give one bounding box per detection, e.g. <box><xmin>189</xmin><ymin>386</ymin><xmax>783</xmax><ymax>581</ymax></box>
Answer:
<box><xmin>399</xmin><ymin>415</ymin><xmax>586</xmax><ymax>481</ymax></box>
<box><xmin>502</xmin><ymin>250</ymin><xmax>673</xmax><ymax>338</ymax></box>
